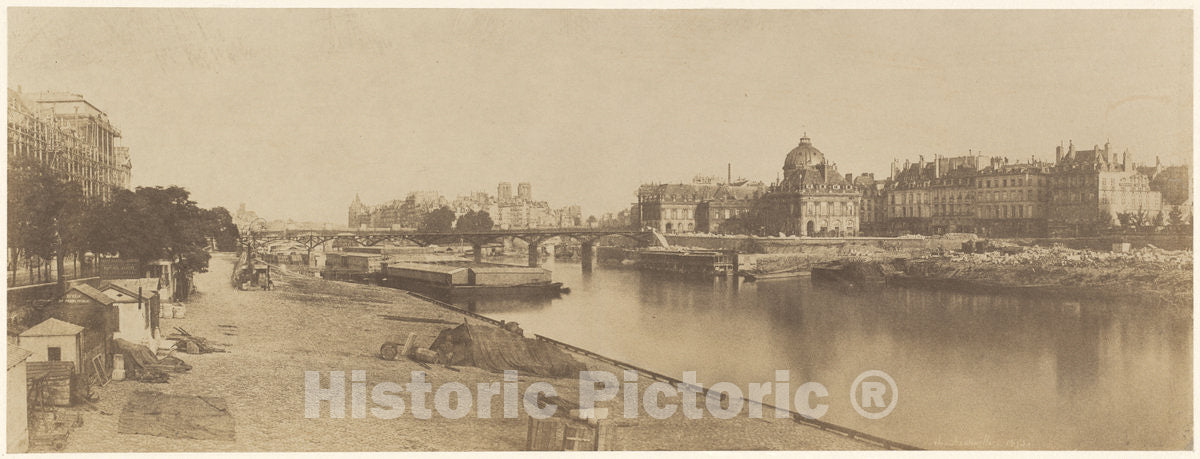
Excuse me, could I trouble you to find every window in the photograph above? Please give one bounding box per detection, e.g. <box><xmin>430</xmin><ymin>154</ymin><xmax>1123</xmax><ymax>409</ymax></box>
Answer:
<box><xmin>48</xmin><ymin>347</ymin><xmax>62</xmax><ymax>361</ymax></box>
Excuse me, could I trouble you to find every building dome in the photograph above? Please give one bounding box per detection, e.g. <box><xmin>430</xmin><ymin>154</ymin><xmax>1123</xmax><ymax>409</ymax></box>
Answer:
<box><xmin>783</xmin><ymin>134</ymin><xmax>825</xmax><ymax>171</ymax></box>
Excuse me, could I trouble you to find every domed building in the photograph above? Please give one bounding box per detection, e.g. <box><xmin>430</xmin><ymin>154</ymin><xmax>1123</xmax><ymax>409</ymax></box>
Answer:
<box><xmin>759</xmin><ymin>135</ymin><xmax>862</xmax><ymax>236</ymax></box>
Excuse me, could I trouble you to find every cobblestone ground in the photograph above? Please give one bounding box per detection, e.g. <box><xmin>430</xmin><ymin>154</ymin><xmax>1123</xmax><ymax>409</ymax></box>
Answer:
<box><xmin>57</xmin><ymin>254</ymin><xmax>878</xmax><ymax>452</ymax></box>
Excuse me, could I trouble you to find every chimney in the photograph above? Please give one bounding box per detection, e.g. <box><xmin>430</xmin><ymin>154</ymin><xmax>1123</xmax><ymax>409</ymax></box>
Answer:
<box><xmin>934</xmin><ymin>154</ymin><xmax>941</xmax><ymax>178</ymax></box>
<box><xmin>845</xmin><ymin>173</ymin><xmax>853</xmax><ymax>182</ymax></box>
<box><xmin>1056</xmin><ymin>143</ymin><xmax>1063</xmax><ymax>163</ymax></box>
<box><xmin>727</xmin><ymin>163</ymin><xmax>732</xmax><ymax>185</ymax></box>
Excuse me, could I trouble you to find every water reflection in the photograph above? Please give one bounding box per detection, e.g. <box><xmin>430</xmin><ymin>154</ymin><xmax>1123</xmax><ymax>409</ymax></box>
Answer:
<box><xmin>454</xmin><ymin>262</ymin><xmax>1191</xmax><ymax>450</ymax></box>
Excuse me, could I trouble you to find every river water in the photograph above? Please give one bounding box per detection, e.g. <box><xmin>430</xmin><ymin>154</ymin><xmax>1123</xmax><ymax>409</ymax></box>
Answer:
<box><xmin>451</xmin><ymin>259</ymin><xmax>1190</xmax><ymax>450</ymax></box>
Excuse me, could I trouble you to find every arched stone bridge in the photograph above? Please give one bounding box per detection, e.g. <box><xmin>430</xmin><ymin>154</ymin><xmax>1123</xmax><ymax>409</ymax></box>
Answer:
<box><xmin>242</xmin><ymin>228</ymin><xmax>664</xmax><ymax>270</ymax></box>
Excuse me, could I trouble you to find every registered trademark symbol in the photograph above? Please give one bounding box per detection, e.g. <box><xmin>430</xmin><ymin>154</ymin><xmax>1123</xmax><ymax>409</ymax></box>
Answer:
<box><xmin>850</xmin><ymin>370</ymin><xmax>897</xmax><ymax>420</ymax></box>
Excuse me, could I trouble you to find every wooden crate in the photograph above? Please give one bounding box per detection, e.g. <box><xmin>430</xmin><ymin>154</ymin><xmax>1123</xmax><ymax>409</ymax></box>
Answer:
<box><xmin>26</xmin><ymin>362</ymin><xmax>76</xmax><ymax>407</ymax></box>
<box><xmin>526</xmin><ymin>417</ymin><xmax>618</xmax><ymax>451</ymax></box>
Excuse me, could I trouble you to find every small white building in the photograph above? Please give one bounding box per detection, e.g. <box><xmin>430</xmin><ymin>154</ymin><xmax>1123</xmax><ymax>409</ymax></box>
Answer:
<box><xmin>18</xmin><ymin>318</ymin><xmax>85</xmax><ymax>373</ymax></box>
<box><xmin>7</xmin><ymin>347</ymin><xmax>32</xmax><ymax>453</ymax></box>
<box><xmin>146</xmin><ymin>260</ymin><xmax>176</xmax><ymax>302</ymax></box>
<box><xmin>99</xmin><ymin>279</ymin><xmax>162</xmax><ymax>347</ymax></box>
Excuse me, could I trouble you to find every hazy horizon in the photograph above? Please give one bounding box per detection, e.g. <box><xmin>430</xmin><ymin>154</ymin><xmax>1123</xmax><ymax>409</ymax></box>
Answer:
<box><xmin>9</xmin><ymin>9</ymin><xmax>1192</xmax><ymax>223</ymax></box>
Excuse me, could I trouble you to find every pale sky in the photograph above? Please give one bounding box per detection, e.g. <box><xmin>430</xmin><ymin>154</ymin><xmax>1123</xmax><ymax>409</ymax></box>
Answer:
<box><xmin>8</xmin><ymin>9</ymin><xmax>1192</xmax><ymax>223</ymax></box>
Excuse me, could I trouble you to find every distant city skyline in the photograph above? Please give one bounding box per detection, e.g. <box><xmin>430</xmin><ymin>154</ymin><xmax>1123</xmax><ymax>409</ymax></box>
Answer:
<box><xmin>9</xmin><ymin>9</ymin><xmax>1191</xmax><ymax>223</ymax></box>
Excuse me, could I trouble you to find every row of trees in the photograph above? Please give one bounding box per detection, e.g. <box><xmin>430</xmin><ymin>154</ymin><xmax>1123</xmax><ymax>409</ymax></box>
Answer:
<box><xmin>417</xmin><ymin>207</ymin><xmax>496</xmax><ymax>232</ymax></box>
<box><xmin>1114</xmin><ymin>207</ymin><xmax>1192</xmax><ymax>234</ymax></box>
<box><xmin>7</xmin><ymin>160</ymin><xmax>238</xmax><ymax>288</ymax></box>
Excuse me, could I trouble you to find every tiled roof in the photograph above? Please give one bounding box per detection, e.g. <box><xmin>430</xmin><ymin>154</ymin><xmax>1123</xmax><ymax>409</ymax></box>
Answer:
<box><xmin>101</xmin><ymin>278</ymin><xmax>160</xmax><ymax>300</ymax></box>
<box><xmin>64</xmin><ymin>284</ymin><xmax>117</xmax><ymax>306</ymax></box>
<box><xmin>20</xmin><ymin>318</ymin><xmax>85</xmax><ymax>337</ymax></box>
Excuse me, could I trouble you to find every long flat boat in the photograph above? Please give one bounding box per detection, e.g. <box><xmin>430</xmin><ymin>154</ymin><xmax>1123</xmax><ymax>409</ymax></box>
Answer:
<box><xmin>742</xmin><ymin>270</ymin><xmax>811</xmax><ymax>281</ymax></box>
<box><xmin>381</xmin><ymin>262</ymin><xmax>567</xmax><ymax>300</ymax></box>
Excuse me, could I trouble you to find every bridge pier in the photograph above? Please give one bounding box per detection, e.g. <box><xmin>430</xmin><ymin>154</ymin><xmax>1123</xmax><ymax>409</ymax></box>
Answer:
<box><xmin>472</xmin><ymin>242</ymin><xmax>483</xmax><ymax>263</ymax></box>
<box><xmin>527</xmin><ymin>243</ymin><xmax>540</xmax><ymax>267</ymax></box>
<box><xmin>580</xmin><ymin>241</ymin><xmax>595</xmax><ymax>272</ymax></box>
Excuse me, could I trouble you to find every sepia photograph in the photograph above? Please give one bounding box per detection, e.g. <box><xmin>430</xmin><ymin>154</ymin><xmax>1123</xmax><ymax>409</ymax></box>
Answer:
<box><xmin>4</xmin><ymin>5</ymin><xmax>1195</xmax><ymax>454</ymax></box>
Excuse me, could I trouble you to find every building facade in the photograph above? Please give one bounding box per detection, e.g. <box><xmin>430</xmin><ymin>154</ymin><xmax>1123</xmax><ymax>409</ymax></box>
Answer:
<box><xmin>7</xmin><ymin>88</ymin><xmax>131</xmax><ymax>201</ymax></box>
<box><xmin>758</xmin><ymin>135</ymin><xmax>861</xmax><ymax>236</ymax></box>
<box><xmin>973</xmin><ymin>160</ymin><xmax>1051</xmax><ymax>237</ymax></box>
<box><xmin>349</xmin><ymin>182</ymin><xmax>583</xmax><ymax>230</ymax></box>
<box><xmin>635</xmin><ymin>179</ymin><xmax>765</xmax><ymax>234</ymax></box>
<box><xmin>628</xmin><ymin>139</ymin><xmax>1183</xmax><ymax>238</ymax></box>
<box><xmin>1048</xmin><ymin>141</ymin><xmax>1163</xmax><ymax>236</ymax></box>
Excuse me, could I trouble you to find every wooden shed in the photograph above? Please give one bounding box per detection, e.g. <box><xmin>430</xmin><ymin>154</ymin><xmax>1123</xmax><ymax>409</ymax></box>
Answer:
<box><xmin>385</xmin><ymin>263</ymin><xmax>470</xmax><ymax>288</ymax></box>
<box><xmin>17</xmin><ymin>318</ymin><xmax>85</xmax><ymax>373</ymax></box>
<box><xmin>41</xmin><ymin>285</ymin><xmax>116</xmax><ymax>377</ymax></box>
<box><xmin>99</xmin><ymin>278</ymin><xmax>162</xmax><ymax>347</ymax></box>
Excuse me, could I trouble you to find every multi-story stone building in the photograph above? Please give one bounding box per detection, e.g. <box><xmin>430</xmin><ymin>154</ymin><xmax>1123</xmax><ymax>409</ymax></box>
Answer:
<box><xmin>928</xmin><ymin>159</ymin><xmax>980</xmax><ymax>235</ymax></box>
<box><xmin>349</xmin><ymin>182</ymin><xmax>582</xmax><ymax>230</ymax></box>
<box><xmin>886</xmin><ymin>157</ymin><xmax>935</xmax><ymax>235</ymax></box>
<box><xmin>758</xmin><ymin>135</ymin><xmax>861</xmax><ymax>236</ymax></box>
<box><xmin>347</xmin><ymin>191</ymin><xmax>448</xmax><ymax>229</ymax></box>
<box><xmin>630</xmin><ymin>137</ymin><xmax>1181</xmax><ymax>238</ymax></box>
<box><xmin>1048</xmin><ymin>141</ymin><xmax>1162</xmax><ymax>236</ymax></box>
<box><xmin>695</xmin><ymin>183</ymin><xmax>763</xmax><ymax>233</ymax></box>
<box><xmin>887</xmin><ymin>154</ymin><xmax>988</xmax><ymax>236</ymax></box>
<box><xmin>634</xmin><ymin>178</ymin><xmax>764</xmax><ymax>234</ymax></box>
<box><xmin>974</xmin><ymin>159</ymin><xmax>1052</xmax><ymax>237</ymax></box>
<box><xmin>635</xmin><ymin>182</ymin><xmax>710</xmax><ymax>234</ymax></box>
<box><xmin>7</xmin><ymin>88</ymin><xmax>131</xmax><ymax>201</ymax></box>
<box><xmin>854</xmin><ymin>173</ymin><xmax>888</xmax><ymax>236</ymax></box>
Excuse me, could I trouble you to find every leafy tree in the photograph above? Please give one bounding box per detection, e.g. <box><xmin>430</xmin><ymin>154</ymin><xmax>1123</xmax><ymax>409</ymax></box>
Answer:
<box><xmin>718</xmin><ymin>215</ymin><xmax>751</xmax><ymax>235</ymax></box>
<box><xmin>1168</xmin><ymin>206</ymin><xmax>1185</xmax><ymax>230</ymax></box>
<box><xmin>455</xmin><ymin>210</ymin><xmax>494</xmax><ymax>231</ymax></box>
<box><xmin>420</xmin><ymin>206</ymin><xmax>456</xmax><ymax>232</ymax></box>
<box><xmin>1128</xmin><ymin>208</ymin><xmax>1150</xmax><ymax>232</ymax></box>
<box><xmin>7</xmin><ymin>161</ymin><xmax>87</xmax><ymax>287</ymax></box>
<box><xmin>200</xmin><ymin>207</ymin><xmax>240</xmax><ymax>251</ymax></box>
<box><xmin>717</xmin><ymin>208</ymin><xmax>769</xmax><ymax>236</ymax></box>
<box><xmin>92</xmin><ymin>186</ymin><xmax>212</xmax><ymax>298</ymax></box>
<box><xmin>1116</xmin><ymin>211</ymin><xmax>1134</xmax><ymax>230</ymax></box>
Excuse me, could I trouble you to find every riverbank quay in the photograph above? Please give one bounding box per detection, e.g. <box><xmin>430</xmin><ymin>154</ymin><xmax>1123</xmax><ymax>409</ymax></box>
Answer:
<box><xmin>56</xmin><ymin>253</ymin><xmax>880</xmax><ymax>452</ymax></box>
<box><xmin>892</xmin><ymin>245</ymin><xmax>1192</xmax><ymax>307</ymax></box>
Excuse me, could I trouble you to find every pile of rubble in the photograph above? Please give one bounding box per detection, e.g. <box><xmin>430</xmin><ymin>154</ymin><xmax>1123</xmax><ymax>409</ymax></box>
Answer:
<box><xmin>944</xmin><ymin>244</ymin><xmax>1192</xmax><ymax>270</ymax></box>
<box><xmin>900</xmin><ymin>243</ymin><xmax>1192</xmax><ymax>306</ymax></box>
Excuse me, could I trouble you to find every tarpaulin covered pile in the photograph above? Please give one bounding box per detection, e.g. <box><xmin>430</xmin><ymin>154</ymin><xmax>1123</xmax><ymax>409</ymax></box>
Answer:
<box><xmin>430</xmin><ymin>323</ymin><xmax>586</xmax><ymax>378</ymax></box>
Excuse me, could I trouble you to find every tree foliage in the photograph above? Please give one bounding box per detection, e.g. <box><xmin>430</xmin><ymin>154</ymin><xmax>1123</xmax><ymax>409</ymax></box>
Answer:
<box><xmin>455</xmin><ymin>210</ymin><xmax>494</xmax><ymax>231</ymax></box>
<box><xmin>420</xmin><ymin>206</ymin><xmax>456</xmax><ymax>232</ymax></box>
<box><xmin>93</xmin><ymin>186</ymin><xmax>212</xmax><ymax>276</ymax></box>
<box><xmin>200</xmin><ymin>206</ymin><xmax>241</xmax><ymax>251</ymax></box>
<box><xmin>1168</xmin><ymin>206</ymin><xmax>1186</xmax><ymax>230</ymax></box>
<box><xmin>7</xmin><ymin>160</ymin><xmax>91</xmax><ymax>285</ymax></box>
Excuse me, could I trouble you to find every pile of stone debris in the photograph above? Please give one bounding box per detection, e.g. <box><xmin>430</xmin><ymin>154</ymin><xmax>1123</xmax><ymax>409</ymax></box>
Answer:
<box><xmin>945</xmin><ymin>244</ymin><xmax>1192</xmax><ymax>270</ymax></box>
